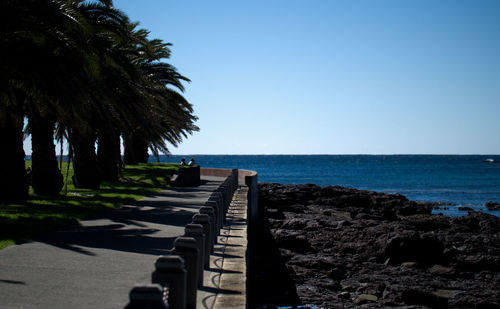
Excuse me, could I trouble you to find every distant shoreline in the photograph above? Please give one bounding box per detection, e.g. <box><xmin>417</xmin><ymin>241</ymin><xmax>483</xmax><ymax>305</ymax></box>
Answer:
<box><xmin>25</xmin><ymin>154</ymin><xmax>500</xmax><ymax>159</ymax></box>
<box><xmin>24</xmin><ymin>155</ymin><xmax>500</xmax><ymax>217</ymax></box>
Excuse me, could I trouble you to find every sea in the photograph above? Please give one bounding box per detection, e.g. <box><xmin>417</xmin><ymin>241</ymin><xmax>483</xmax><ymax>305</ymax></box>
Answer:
<box><xmin>157</xmin><ymin>155</ymin><xmax>500</xmax><ymax>217</ymax></box>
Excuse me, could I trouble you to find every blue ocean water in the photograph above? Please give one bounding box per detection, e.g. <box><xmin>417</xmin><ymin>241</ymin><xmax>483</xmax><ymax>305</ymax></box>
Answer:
<box><xmin>158</xmin><ymin>155</ymin><xmax>500</xmax><ymax>217</ymax></box>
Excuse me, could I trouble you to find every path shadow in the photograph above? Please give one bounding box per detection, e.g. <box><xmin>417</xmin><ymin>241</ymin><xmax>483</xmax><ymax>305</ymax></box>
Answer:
<box><xmin>212</xmin><ymin>252</ymin><xmax>243</xmax><ymax>259</ymax></box>
<box><xmin>34</xmin><ymin>181</ymin><xmax>225</xmax><ymax>256</ymax></box>
<box><xmin>208</xmin><ymin>267</ymin><xmax>242</xmax><ymax>274</ymax></box>
<box><xmin>38</xmin><ymin>223</ymin><xmax>176</xmax><ymax>256</ymax></box>
<box><xmin>199</xmin><ymin>286</ymin><xmax>241</xmax><ymax>295</ymax></box>
<box><xmin>110</xmin><ymin>202</ymin><xmax>199</xmax><ymax>227</ymax></box>
<box><xmin>0</xmin><ymin>279</ymin><xmax>25</xmax><ymax>285</ymax></box>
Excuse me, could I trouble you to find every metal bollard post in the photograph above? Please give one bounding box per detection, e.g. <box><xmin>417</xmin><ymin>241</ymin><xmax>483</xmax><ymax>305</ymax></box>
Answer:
<box><xmin>184</xmin><ymin>224</ymin><xmax>205</xmax><ymax>286</ymax></box>
<box><xmin>192</xmin><ymin>214</ymin><xmax>211</xmax><ymax>267</ymax></box>
<box><xmin>125</xmin><ymin>284</ymin><xmax>167</xmax><ymax>309</ymax></box>
<box><xmin>171</xmin><ymin>237</ymin><xmax>199</xmax><ymax>309</ymax></box>
<box><xmin>199</xmin><ymin>206</ymin><xmax>216</xmax><ymax>247</ymax></box>
<box><xmin>151</xmin><ymin>255</ymin><xmax>186</xmax><ymax>309</ymax></box>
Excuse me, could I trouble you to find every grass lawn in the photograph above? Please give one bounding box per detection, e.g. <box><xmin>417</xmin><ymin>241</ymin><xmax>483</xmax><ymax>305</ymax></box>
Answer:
<box><xmin>0</xmin><ymin>162</ymin><xmax>179</xmax><ymax>250</ymax></box>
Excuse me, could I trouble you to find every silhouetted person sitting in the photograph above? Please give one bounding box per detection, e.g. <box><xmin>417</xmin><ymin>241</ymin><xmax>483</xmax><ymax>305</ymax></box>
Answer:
<box><xmin>180</xmin><ymin>157</ymin><xmax>186</xmax><ymax>165</ymax></box>
<box><xmin>188</xmin><ymin>157</ymin><xmax>196</xmax><ymax>166</ymax></box>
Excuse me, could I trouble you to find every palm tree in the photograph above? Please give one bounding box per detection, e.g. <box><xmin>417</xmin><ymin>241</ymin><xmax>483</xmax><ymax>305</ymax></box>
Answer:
<box><xmin>0</xmin><ymin>106</ymin><xmax>29</xmax><ymax>203</ymax></box>
<box><xmin>123</xmin><ymin>31</ymin><xmax>199</xmax><ymax>164</ymax></box>
<box><xmin>124</xmin><ymin>131</ymin><xmax>150</xmax><ymax>165</ymax></box>
<box><xmin>27</xmin><ymin>108</ymin><xmax>64</xmax><ymax>195</ymax></box>
<box><xmin>67</xmin><ymin>0</ymin><xmax>139</xmax><ymax>188</ymax></box>
<box><xmin>0</xmin><ymin>0</ymin><xmax>91</xmax><ymax>200</ymax></box>
<box><xmin>97</xmin><ymin>124</ymin><xmax>121</xmax><ymax>181</ymax></box>
<box><xmin>93</xmin><ymin>20</ymin><xmax>198</xmax><ymax>171</ymax></box>
<box><xmin>1</xmin><ymin>0</ymin><xmax>199</xmax><ymax>197</ymax></box>
<box><xmin>25</xmin><ymin>0</ymin><xmax>111</xmax><ymax>194</ymax></box>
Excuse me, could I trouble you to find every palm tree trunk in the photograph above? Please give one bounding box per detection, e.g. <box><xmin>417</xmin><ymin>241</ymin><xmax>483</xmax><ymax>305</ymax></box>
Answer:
<box><xmin>97</xmin><ymin>127</ymin><xmax>121</xmax><ymax>181</ymax></box>
<box><xmin>29</xmin><ymin>112</ymin><xmax>63</xmax><ymax>196</ymax></box>
<box><xmin>0</xmin><ymin>111</ymin><xmax>28</xmax><ymax>203</ymax></box>
<box><xmin>124</xmin><ymin>132</ymin><xmax>149</xmax><ymax>165</ymax></box>
<box><xmin>69</xmin><ymin>128</ymin><xmax>100</xmax><ymax>189</ymax></box>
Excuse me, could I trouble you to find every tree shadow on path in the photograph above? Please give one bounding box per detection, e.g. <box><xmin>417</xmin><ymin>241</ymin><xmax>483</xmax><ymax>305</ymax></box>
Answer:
<box><xmin>35</xmin><ymin>184</ymin><xmax>220</xmax><ymax>256</ymax></box>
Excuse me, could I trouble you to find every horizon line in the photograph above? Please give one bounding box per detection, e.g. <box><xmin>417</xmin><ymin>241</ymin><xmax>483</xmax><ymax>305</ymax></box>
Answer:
<box><xmin>33</xmin><ymin>153</ymin><xmax>500</xmax><ymax>157</ymax></box>
<box><xmin>168</xmin><ymin>153</ymin><xmax>500</xmax><ymax>156</ymax></box>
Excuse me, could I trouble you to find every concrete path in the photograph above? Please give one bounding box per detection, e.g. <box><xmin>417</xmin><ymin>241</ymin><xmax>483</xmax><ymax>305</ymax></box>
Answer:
<box><xmin>0</xmin><ymin>177</ymin><xmax>223</xmax><ymax>309</ymax></box>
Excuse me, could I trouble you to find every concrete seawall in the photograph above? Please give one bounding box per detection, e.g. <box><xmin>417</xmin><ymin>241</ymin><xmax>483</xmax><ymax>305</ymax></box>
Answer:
<box><xmin>201</xmin><ymin>167</ymin><xmax>259</xmax><ymax>224</ymax></box>
<box><xmin>198</xmin><ymin>167</ymin><xmax>258</xmax><ymax>308</ymax></box>
<box><xmin>127</xmin><ymin>167</ymin><xmax>258</xmax><ymax>308</ymax></box>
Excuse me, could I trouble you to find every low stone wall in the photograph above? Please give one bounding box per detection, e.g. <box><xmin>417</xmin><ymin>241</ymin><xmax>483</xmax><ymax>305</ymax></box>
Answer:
<box><xmin>201</xmin><ymin>168</ymin><xmax>258</xmax><ymax>224</ymax></box>
<box><xmin>240</xmin><ymin>169</ymin><xmax>258</xmax><ymax>225</ymax></box>
<box><xmin>200</xmin><ymin>167</ymin><xmax>233</xmax><ymax>179</ymax></box>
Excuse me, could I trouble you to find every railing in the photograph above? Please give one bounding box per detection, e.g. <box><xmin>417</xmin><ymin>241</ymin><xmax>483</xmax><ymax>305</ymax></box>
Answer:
<box><xmin>124</xmin><ymin>168</ymin><xmax>247</xmax><ymax>309</ymax></box>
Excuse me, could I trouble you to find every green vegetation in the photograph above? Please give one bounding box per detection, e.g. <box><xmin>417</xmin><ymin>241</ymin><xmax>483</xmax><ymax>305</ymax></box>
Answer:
<box><xmin>1</xmin><ymin>0</ymin><xmax>198</xmax><ymax>203</ymax></box>
<box><xmin>0</xmin><ymin>1</ymin><xmax>195</xmax><ymax>248</ymax></box>
<box><xmin>0</xmin><ymin>163</ymin><xmax>179</xmax><ymax>250</ymax></box>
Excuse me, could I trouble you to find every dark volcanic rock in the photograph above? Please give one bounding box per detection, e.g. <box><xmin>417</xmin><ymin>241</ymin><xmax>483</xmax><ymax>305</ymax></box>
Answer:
<box><xmin>401</xmin><ymin>289</ymin><xmax>448</xmax><ymax>308</ymax></box>
<box><xmin>251</xmin><ymin>182</ymin><xmax>500</xmax><ymax>308</ymax></box>
<box><xmin>273</xmin><ymin>229</ymin><xmax>311</xmax><ymax>253</ymax></box>
<box><xmin>384</xmin><ymin>232</ymin><xmax>446</xmax><ymax>266</ymax></box>
<box><xmin>485</xmin><ymin>201</ymin><xmax>500</xmax><ymax>211</ymax></box>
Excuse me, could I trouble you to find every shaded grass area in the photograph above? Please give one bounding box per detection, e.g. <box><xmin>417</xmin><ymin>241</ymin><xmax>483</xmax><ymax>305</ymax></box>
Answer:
<box><xmin>0</xmin><ymin>163</ymin><xmax>179</xmax><ymax>249</ymax></box>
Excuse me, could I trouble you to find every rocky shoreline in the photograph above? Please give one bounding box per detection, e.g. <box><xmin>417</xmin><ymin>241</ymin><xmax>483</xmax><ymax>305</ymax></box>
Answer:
<box><xmin>249</xmin><ymin>183</ymin><xmax>500</xmax><ymax>309</ymax></box>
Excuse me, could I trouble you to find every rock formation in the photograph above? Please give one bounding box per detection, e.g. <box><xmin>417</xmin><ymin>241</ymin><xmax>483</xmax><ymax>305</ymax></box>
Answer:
<box><xmin>250</xmin><ymin>183</ymin><xmax>500</xmax><ymax>308</ymax></box>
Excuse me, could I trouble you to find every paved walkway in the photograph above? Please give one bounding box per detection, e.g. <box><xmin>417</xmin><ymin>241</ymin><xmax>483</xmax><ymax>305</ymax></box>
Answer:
<box><xmin>0</xmin><ymin>177</ymin><xmax>225</xmax><ymax>309</ymax></box>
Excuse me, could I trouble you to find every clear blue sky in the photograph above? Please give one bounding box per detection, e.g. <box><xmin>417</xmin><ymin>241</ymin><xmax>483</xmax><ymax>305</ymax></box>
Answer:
<box><xmin>26</xmin><ymin>0</ymin><xmax>500</xmax><ymax>155</ymax></box>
